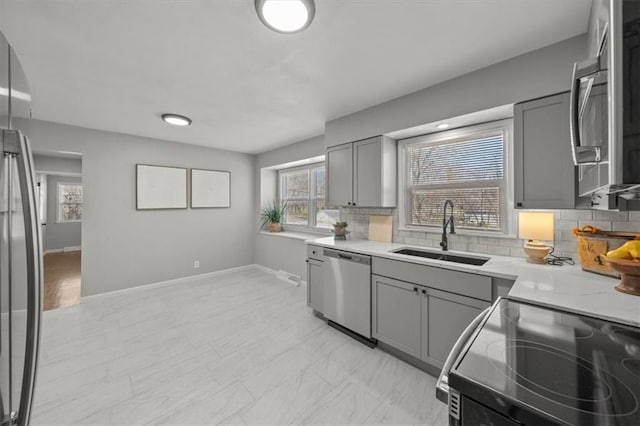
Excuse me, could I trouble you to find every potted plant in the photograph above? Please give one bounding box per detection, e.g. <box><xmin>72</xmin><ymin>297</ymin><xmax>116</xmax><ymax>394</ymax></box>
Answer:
<box><xmin>260</xmin><ymin>202</ymin><xmax>287</xmax><ymax>232</ymax></box>
<box><xmin>332</xmin><ymin>221</ymin><xmax>350</xmax><ymax>240</ymax></box>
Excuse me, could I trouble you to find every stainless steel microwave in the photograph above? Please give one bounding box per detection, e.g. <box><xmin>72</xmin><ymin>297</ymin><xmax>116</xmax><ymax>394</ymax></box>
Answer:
<box><xmin>570</xmin><ymin>0</ymin><xmax>640</xmax><ymax>209</ymax></box>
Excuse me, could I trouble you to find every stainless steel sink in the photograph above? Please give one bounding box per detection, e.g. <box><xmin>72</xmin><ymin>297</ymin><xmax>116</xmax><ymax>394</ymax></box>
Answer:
<box><xmin>391</xmin><ymin>248</ymin><xmax>490</xmax><ymax>266</ymax></box>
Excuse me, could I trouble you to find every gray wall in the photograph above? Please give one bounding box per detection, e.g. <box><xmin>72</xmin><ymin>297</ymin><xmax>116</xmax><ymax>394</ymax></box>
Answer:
<box><xmin>254</xmin><ymin>135</ymin><xmax>325</xmax><ymax>280</ymax></box>
<box><xmin>17</xmin><ymin>118</ymin><xmax>255</xmax><ymax>297</ymax></box>
<box><xmin>45</xmin><ymin>174</ymin><xmax>82</xmax><ymax>252</ymax></box>
<box><xmin>325</xmin><ymin>34</ymin><xmax>587</xmax><ymax>147</ymax></box>
<box><xmin>34</xmin><ymin>155</ymin><xmax>82</xmax><ymax>175</ymax></box>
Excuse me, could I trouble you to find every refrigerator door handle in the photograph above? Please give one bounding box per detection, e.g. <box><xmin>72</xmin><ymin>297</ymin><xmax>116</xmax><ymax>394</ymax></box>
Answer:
<box><xmin>435</xmin><ymin>301</ymin><xmax>495</xmax><ymax>405</ymax></box>
<box><xmin>9</xmin><ymin>130</ymin><xmax>42</xmax><ymax>426</ymax></box>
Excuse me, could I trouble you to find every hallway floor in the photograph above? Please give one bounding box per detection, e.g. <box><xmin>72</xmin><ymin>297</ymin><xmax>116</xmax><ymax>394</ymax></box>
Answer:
<box><xmin>43</xmin><ymin>250</ymin><xmax>81</xmax><ymax>311</ymax></box>
<box><xmin>33</xmin><ymin>267</ymin><xmax>447</xmax><ymax>425</ymax></box>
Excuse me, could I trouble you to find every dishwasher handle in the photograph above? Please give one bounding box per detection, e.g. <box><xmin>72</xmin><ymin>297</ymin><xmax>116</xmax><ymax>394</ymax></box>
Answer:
<box><xmin>435</xmin><ymin>298</ymin><xmax>498</xmax><ymax>404</ymax></box>
<box><xmin>323</xmin><ymin>249</ymin><xmax>370</xmax><ymax>265</ymax></box>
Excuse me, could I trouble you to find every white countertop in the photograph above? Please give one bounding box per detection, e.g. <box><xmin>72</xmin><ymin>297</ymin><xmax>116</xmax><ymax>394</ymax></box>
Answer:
<box><xmin>306</xmin><ymin>237</ymin><xmax>640</xmax><ymax>327</ymax></box>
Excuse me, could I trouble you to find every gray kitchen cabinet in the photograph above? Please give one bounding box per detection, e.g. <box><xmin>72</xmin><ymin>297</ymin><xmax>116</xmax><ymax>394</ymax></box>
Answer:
<box><xmin>326</xmin><ymin>143</ymin><xmax>353</xmax><ymax>207</ymax></box>
<box><xmin>371</xmin><ymin>256</ymin><xmax>498</xmax><ymax>369</ymax></box>
<box><xmin>421</xmin><ymin>288</ymin><xmax>490</xmax><ymax>367</ymax></box>
<box><xmin>307</xmin><ymin>259</ymin><xmax>324</xmax><ymax>312</ymax></box>
<box><xmin>372</xmin><ymin>275</ymin><xmax>422</xmax><ymax>358</ymax></box>
<box><xmin>372</xmin><ymin>257</ymin><xmax>492</xmax><ymax>301</ymax></box>
<box><xmin>514</xmin><ymin>92</ymin><xmax>577</xmax><ymax>209</ymax></box>
<box><xmin>326</xmin><ymin>135</ymin><xmax>396</xmax><ymax>207</ymax></box>
<box><xmin>306</xmin><ymin>245</ymin><xmax>324</xmax><ymax>313</ymax></box>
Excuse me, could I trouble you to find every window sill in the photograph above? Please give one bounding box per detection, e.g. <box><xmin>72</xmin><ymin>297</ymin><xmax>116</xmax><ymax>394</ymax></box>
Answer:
<box><xmin>399</xmin><ymin>225</ymin><xmax>517</xmax><ymax>240</ymax></box>
<box><xmin>258</xmin><ymin>230</ymin><xmax>331</xmax><ymax>241</ymax></box>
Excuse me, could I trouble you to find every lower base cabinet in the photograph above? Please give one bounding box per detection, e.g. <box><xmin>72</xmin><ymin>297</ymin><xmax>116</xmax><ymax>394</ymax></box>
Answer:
<box><xmin>307</xmin><ymin>258</ymin><xmax>323</xmax><ymax>312</ymax></box>
<box><xmin>422</xmin><ymin>288</ymin><xmax>490</xmax><ymax>367</ymax></box>
<box><xmin>372</xmin><ymin>274</ymin><xmax>490</xmax><ymax>368</ymax></box>
<box><xmin>372</xmin><ymin>275</ymin><xmax>422</xmax><ymax>358</ymax></box>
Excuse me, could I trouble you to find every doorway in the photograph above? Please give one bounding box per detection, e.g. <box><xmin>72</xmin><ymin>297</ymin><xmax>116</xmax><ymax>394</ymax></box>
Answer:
<box><xmin>34</xmin><ymin>152</ymin><xmax>82</xmax><ymax>310</ymax></box>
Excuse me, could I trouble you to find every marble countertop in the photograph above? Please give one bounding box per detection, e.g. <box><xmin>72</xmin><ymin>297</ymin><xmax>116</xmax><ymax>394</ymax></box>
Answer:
<box><xmin>306</xmin><ymin>237</ymin><xmax>640</xmax><ymax>327</ymax></box>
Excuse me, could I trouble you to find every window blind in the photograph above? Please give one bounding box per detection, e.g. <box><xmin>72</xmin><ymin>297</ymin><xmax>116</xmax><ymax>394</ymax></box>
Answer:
<box><xmin>406</xmin><ymin>131</ymin><xmax>505</xmax><ymax>231</ymax></box>
<box><xmin>408</xmin><ymin>134</ymin><xmax>504</xmax><ymax>185</ymax></box>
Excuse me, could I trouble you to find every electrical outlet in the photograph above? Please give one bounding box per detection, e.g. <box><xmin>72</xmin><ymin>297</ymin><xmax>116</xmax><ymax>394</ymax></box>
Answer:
<box><xmin>193</xmin><ymin>260</ymin><xmax>200</xmax><ymax>269</ymax></box>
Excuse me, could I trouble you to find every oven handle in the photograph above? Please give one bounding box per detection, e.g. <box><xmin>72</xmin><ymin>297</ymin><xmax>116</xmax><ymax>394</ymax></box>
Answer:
<box><xmin>435</xmin><ymin>302</ymin><xmax>494</xmax><ymax>404</ymax></box>
<box><xmin>569</xmin><ymin>56</ymin><xmax>604</xmax><ymax>166</ymax></box>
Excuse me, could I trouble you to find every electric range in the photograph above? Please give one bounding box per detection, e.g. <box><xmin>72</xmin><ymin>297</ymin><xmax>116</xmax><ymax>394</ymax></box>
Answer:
<box><xmin>447</xmin><ymin>298</ymin><xmax>640</xmax><ymax>426</ymax></box>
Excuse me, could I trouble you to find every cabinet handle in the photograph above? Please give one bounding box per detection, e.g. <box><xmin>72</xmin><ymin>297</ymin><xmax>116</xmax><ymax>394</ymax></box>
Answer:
<box><xmin>352</xmin><ymin>202</ymin><xmax>357</xmax><ymax>206</ymax></box>
<box><xmin>413</xmin><ymin>287</ymin><xmax>418</xmax><ymax>293</ymax></box>
<box><xmin>422</xmin><ymin>289</ymin><xmax>427</xmax><ymax>295</ymax></box>
<box><xmin>306</xmin><ymin>259</ymin><xmax>309</xmax><ymax>263</ymax></box>
<box><xmin>516</xmin><ymin>202</ymin><xmax>523</xmax><ymax>207</ymax></box>
<box><xmin>347</xmin><ymin>202</ymin><xmax>351</xmax><ymax>205</ymax></box>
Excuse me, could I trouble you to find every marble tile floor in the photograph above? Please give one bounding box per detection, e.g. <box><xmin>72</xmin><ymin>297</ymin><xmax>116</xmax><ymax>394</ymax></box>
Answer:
<box><xmin>33</xmin><ymin>267</ymin><xmax>448</xmax><ymax>425</ymax></box>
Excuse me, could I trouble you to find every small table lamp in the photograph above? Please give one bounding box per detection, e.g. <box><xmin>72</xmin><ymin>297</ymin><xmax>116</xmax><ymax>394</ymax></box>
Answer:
<box><xmin>518</xmin><ymin>211</ymin><xmax>554</xmax><ymax>264</ymax></box>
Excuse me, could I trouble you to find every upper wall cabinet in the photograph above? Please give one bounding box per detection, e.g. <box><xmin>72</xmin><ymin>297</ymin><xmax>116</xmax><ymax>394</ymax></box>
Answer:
<box><xmin>514</xmin><ymin>92</ymin><xmax>577</xmax><ymax>209</ymax></box>
<box><xmin>326</xmin><ymin>135</ymin><xmax>397</xmax><ymax>207</ymax></box>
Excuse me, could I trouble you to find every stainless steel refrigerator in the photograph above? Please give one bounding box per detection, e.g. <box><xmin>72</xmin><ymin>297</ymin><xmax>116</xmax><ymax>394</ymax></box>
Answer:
<box><xmin>0</xmin><ymin>30</ymin><xmax>43</xmax><ymax>426</ymax></box>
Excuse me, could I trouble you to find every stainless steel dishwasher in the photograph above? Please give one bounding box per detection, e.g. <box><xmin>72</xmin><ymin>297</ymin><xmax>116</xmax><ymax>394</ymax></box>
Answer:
<box><xmin>323</xmin><ymin>249</ymin><xmax>372</xmax><ymax>339</ymax></box>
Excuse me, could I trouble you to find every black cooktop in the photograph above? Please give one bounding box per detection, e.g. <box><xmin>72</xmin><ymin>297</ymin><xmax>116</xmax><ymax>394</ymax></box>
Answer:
<box><xmin>449</xmin><ymin>298</ymin><xmax>640</xmax><ymax>426</ymax></box>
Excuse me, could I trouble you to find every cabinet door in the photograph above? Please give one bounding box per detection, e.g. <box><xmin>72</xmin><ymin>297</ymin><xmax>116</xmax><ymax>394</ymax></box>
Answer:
<box><xmin>372</xmin><ymin>275</ymin><xmax>422</xmax><ymax>358</ymax></box>
<box><xmin>326</xmin><ymin>143</ymin><xmax>353</xmax><ymax>206</ymax></box>
<box><xmin>353</xmin><ymin>137</ymin><xmax>382</xmax><ymax>207</ymax></box>
<box><xmin>514</xmin><ymin>92</ymin><xmax>576</xmax><ymax>209</ymax></box>
<box><xmin>307</xmin><ymin>258</ymin><xmax>323</xmax><ymax>312</ymax></box>
<box><xmin>421</xmin><ymin>288</ymin><xmax>490</xmax><ymax>367</ymax></box>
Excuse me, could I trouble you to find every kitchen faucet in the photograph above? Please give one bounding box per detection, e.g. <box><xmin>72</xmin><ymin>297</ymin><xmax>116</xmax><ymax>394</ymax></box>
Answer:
<box><xmin>440</xmin><ymin>199</ymin><xmax>456</xmax><ymax>251</ymax></box>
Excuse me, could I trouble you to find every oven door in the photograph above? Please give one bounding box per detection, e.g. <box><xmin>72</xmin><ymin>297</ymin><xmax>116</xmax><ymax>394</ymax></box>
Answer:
<box><xmin>570</xmin><ymin>41</ymin><xmax>610</xmax><ymax>196</ymax></box>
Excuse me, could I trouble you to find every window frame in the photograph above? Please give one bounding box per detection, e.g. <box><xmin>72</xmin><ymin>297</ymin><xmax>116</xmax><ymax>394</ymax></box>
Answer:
<box><xmin>57</xmin><ymin>182</ymin><xmax>83</xmax><ymax>224</ymax></box>
<box><xmin>277</xmin><ymin>162</ymin><xmax>335</xmax><ymax>233</ymax></box>
<box><xmin>398</xmin><ymin>119</ymin><xmax>515</xmax><ymax>236</ymax></box>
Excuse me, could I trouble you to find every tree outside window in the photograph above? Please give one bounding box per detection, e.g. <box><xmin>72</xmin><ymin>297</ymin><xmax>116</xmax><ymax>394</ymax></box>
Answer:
<box><xmin>58</xmin><ymin>183</ymin><xmax>83</xmax><ymax>223</ymax></box>
<box><xmin>404</xmin><ymin>126</ymin><xmax>506</xmax><ymax>233</ymax></box>
<box><xmin>278</xmin><ymin>163</ymin><xmax>339</xmax><ymax>230</ymax></box>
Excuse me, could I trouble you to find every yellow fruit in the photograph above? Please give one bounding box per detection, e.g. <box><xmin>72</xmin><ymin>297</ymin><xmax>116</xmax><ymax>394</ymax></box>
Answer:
<box><xmin>621</xmin><ymin>240</ymin><xmax>640</xmax><ymax>251</ymax></box>
<box><xmin>607</xmin><ymin>248</ymin><xmax>633</xmax><ymax>260</ymax></box>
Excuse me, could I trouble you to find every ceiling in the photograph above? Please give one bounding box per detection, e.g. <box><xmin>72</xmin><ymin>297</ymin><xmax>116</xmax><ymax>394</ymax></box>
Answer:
<box><xmin>0</xmin><ymin>0</ymin><xmax>591</xmax><ymax>154</ymax></box>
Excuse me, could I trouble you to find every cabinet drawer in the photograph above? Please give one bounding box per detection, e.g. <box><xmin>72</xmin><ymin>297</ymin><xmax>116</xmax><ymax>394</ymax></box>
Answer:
<box><xmin>307</xmin><ymin>245</ymin><xmax>324</xmax><ymax>260</ymax></box>
<box><xmin>372</xmin><ymin>257</ymin><xmax>492</xmax><ymax>301</ymax></box>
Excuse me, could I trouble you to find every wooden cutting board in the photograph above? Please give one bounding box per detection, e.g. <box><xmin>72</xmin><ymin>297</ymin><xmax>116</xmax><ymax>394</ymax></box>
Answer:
<box><xmin>368</xmin><ymin>215</ymin><xmax>393</xmax><ymax>242</ymax></box>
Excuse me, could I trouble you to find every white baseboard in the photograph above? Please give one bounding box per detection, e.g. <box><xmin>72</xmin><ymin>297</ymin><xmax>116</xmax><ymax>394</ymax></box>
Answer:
<box><xmin>252</xmin><ymin>264</ymin><xmax>277</xmax><ymax>275</ymax></box>
<box><xmin>44</xmin><ymin>246</ymin><xmax>81</xmax><ymax>255</ymax></box>
<box><xmin>82</xmin><ymin>264</ymin><xmax>276</xmax><ymax>302</ymax></box>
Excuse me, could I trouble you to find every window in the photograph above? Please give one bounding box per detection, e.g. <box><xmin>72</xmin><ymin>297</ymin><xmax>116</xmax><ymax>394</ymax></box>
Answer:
<box><xmin>279</xmin><ymin>163</ymin><xmax>339</xmax><ymax>230</ymax></box>
<box><xmin>400</xmin><ymin>121</ymin><xmax>509</xmax><ymax>233</ymax></box>
<box><xmin>57</xmin><ymin>183</ymin><xmax>83</xmax><ymax>223</ymax></box>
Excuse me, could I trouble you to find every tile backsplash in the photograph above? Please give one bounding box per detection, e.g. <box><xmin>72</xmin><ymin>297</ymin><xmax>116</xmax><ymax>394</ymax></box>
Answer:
<box><xmin>339</xmin><ymin>208</ymin><xmax>640</xmax><ymax>261</ymax></box>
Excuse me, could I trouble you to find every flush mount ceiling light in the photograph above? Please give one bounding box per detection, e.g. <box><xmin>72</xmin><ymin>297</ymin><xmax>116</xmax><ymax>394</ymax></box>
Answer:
<box><xmin>255</xmin><ymin>0</ymin><xmax>315</xmax><ymax>34</ymax></box>
<box><xmin>161</xmin><ymin>113</ymin><xmax>192</xmax><ymax>126</ymax></box>
<box><xmin>436</xmin><ymin>123</ymin><xmax>450</xmax><ymax>130</ymax></box>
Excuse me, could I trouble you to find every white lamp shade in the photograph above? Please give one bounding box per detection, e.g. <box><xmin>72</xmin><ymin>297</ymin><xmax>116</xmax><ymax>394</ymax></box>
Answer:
<box><xmin>518</xmin><ymin>212</ymin><xmax>554</xmax><ymax>241</ymax></box>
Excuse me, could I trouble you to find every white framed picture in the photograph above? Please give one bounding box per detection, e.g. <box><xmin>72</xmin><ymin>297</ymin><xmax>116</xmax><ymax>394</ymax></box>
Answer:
<box><xmin>136</xmin><ymin>164</ymin><xmax>188</xmax><ymax>210</ymax></box>
<box><xmin>190</xmin><ymin>169</ymin><xmax>231</xmax><ymax>208</ymax></box>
